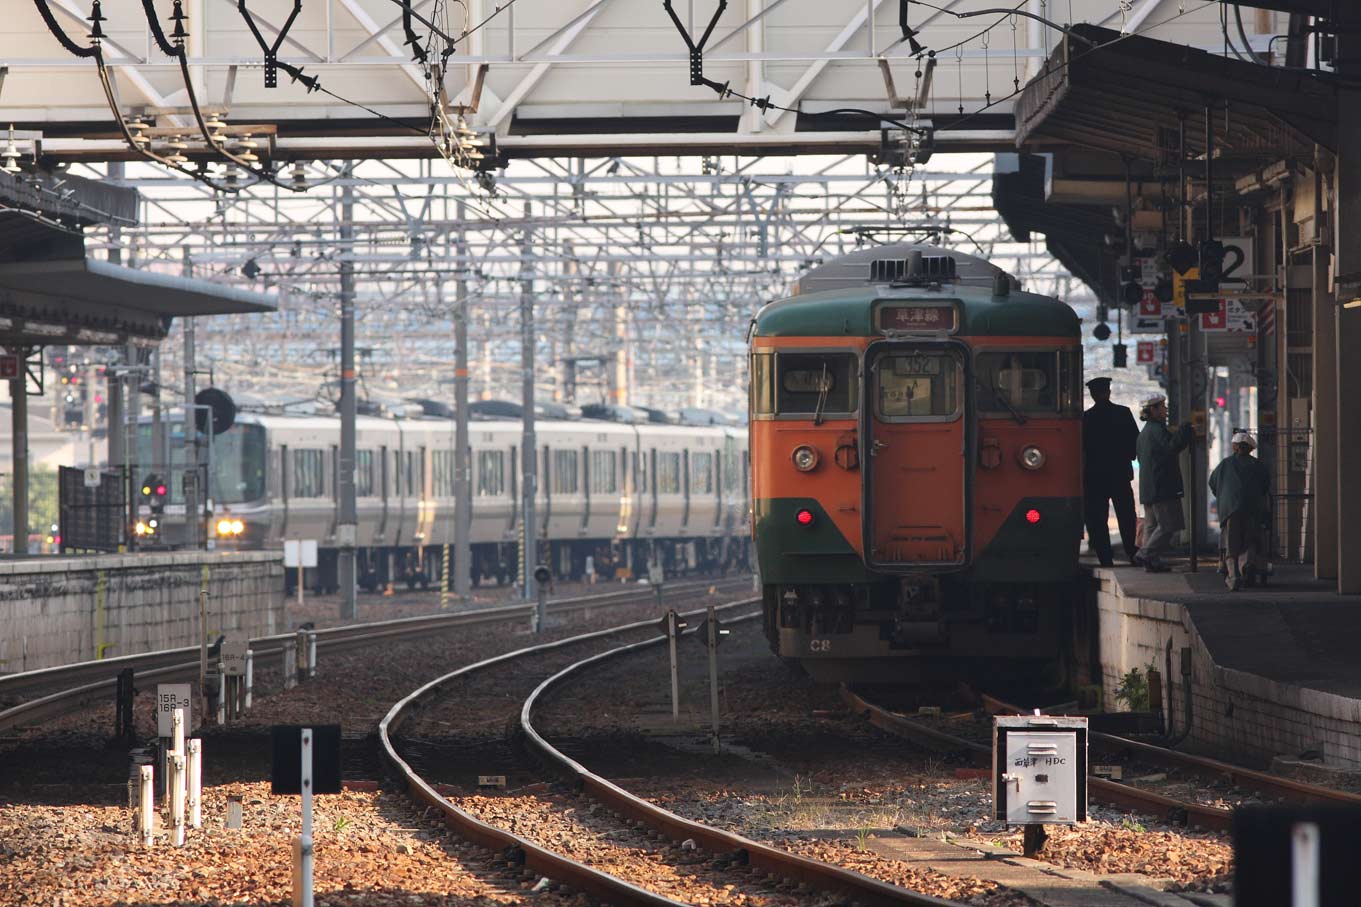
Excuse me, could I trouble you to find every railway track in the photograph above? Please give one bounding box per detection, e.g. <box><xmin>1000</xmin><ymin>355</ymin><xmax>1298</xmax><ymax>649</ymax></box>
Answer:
<box><xmin>842</xmin><ymin>686</ymin><xmax>1361</xmax><ymax>833</ymax></box>
<box><xmin>0</xmin><ymin>576</ymin><xmax>750</xmax><ymax>733</ymax></box>
<box><xmin>381</xmin><ymin>600</ymin><xmax>964</xmax><ymax>907</ymax></box>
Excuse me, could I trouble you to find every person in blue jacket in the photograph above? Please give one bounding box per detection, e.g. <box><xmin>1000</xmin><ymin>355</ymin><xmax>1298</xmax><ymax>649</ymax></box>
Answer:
<box><xmin>1209</xmin><ymin>431</ymin><xmax>1271</xmax><ymax>591</ymax></box>
<box><xmin>1133</xmin><ymin>394</ymin><xmax>1194</xmax><ymax>572</ymax></box>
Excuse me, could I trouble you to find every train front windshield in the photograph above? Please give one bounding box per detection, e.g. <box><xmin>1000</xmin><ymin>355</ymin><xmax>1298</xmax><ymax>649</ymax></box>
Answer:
<box><xmin>211</xmin><ymin>423</ymin><xmax>267</xmax><ymax>504</ymax></box>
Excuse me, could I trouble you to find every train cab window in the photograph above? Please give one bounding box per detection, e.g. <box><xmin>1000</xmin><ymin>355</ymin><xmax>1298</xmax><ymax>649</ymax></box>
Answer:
<box><xmin>750</xmin><ymin>352</ymin><xmax>774</xmax><ymax>415</ymax></box>
<box><xmin>875</xmin><ymin>352</ymin><xmax>960</xmax><ymax>419</ymax></box>
<box><xmin>476</xmin><ymin>450</ymin><xmax>506</xmax><ymax>496</ymax></box>
<box><xmin>210</xmin><ymin>423</ymin><xmax>267</xmax><ymax>504</ymax></box>
<box><xmin>691</xmin><ymin>451</ymin><xmax>715</xmax><ymax>494</ymax></box>
<box><xmin>976</xmin><ymin>351</ymin><xmax>1067</xmax><ymax>415</ymax></box>
<box><xmin>775</xmin><ymin>352</ymin><xmax>857</xmax><ymax>417</ymax></box>
<box><xmin>552</xmin><ymin>449</ymin><xmax>579</xmax><ymax>494</ymax></box>
<box><xmin>657</xmin><ymin>452</ymin><xmax>681</xmax><ymax>494</ymax></box>
<box><xmin>356</xmin><ymin>450</ymin><xmax>375</xmax><ymax>497</ymax></box>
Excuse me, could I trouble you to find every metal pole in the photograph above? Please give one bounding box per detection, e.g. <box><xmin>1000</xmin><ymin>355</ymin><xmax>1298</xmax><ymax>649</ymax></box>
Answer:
<box><xmin>338</xmin><ymin>168</ymin><xmax>358</xmax><ymax>620</ymax></box>
<box><xmin>520</xmin><ymin>202</ymin><xmax>538</xmax><ymax>602</ymax></box>
<box><xmin>707</xmin><ymin>605</ymin><xmax>720</xmax><ymax>750</ymax></box>
<box><xmin>667</xmin><ymin>610</ymin><xmax>680</xmax><ymax>721</ymax></box>
<box><xmin>9</xmin><ymin>353</ymin><xmax>27</xmax><ymax>555</ymax></box>
<box><xmin>198</xmin><ymin>587</ymin><xmax>208</xmax><ymax>729</ymax></box>
<box><xmin>453</xmin><ymin>202</ymin><xmax>472</xmax><ymax>600</ymax></box>
<box><xmin>183</xmin><ymin>249</ymin><xmax>198</xmax><ymax>549</ymax></box>
<box><xmin>295</xmin><ymin>728</ymin><xmax>314</xmax><ymax>907</ymax></box>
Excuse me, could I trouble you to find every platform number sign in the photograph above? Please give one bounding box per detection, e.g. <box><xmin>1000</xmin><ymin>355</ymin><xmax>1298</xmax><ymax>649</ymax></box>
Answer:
<box><xmin>156</xmin><ymin>682</ymin><xmax>192</xmax><ymax>737</ymax></box>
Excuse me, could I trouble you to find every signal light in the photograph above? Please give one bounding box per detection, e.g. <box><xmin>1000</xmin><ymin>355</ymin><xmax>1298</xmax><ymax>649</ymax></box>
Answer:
<box><xmin>156</xmin><ymin>484</ymin><xmax>167</xmax><ymax>496</ymax></box>
<box><xmin>795</xmin><ymin>508</ymin><xmax>815</xmax><ymax>527</ymax></box>
<box><xmin>1025</xmin><ymin>508</ymin><xmax>1041</xmax><ymax>525</ymax></box>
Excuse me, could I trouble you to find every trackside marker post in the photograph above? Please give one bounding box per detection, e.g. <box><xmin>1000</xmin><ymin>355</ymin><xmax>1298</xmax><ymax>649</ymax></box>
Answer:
<box><xmin>657</xmin><ymin>609</ymin><xmax>687</xmax><ymax>721</ymax></box>
<box><xmin>187</xmin><ymin>739</ymin><xmax>202</xmax><ymax>829</ymax></box>
<box><xmin>138</xmin><ymin>765</ymin><xmax>154</xmax><ymax>846</ymax></box>
<box><xmin>293</xmin><ymin>728</ymin><xmax>314</xmax><ymax>907</ymax></box>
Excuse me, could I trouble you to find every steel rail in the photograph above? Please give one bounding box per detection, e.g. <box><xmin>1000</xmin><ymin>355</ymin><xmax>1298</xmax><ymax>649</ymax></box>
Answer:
<box><xmin>516</xmin><ymin>616</ymin><xmax>964</xmax><ymax>907</ymax></box>
<box><xmin>378</xmin><ymin>597</ymin><xmax>761</xmax><ymax>907</ymax></box>
<box><xmin>979</xmin><ymin>693</ymin><xmax>1361</xmax><ymax>811</ymax></box>
<box><xmin>840</xmin><ymin>686</ymin><xmax>1236</xmax><ymax>833</ymax></box>
<box><xmin>0</xmin><ymin>577</ymin><xmax>748</xmax><ymax>731</ymax></box>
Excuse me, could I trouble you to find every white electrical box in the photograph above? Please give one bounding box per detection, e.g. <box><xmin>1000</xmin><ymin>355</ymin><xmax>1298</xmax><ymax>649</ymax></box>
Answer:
<box><xmin>992</xmin><ymin>715</ymin><xmax>1088</xmax><ymax>826</ymax></box>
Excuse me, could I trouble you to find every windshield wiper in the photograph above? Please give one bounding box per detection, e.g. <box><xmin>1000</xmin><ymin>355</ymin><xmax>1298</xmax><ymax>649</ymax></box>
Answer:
<box><xmin>990</xmin><ymin>384</ymin><xmax>1027</xmax><ymax>425</ymax></box>
<box><xmin>813</xmin><ymin>363</ymin><xmax>831</xmax><ymax>426</ymax></box>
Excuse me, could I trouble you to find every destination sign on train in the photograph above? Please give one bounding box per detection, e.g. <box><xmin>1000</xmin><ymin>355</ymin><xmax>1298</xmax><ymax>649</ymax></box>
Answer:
<box><xmin>878</xmin><ymin>305</ymin><xmax>956</xmax><ymax>332</ymax></box>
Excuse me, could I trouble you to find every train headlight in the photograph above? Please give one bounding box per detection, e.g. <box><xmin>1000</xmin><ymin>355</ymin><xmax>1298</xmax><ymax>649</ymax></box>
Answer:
<box><xmin>230</xmin><ymin>519</ymin><xmax>245</xmax><ymax>535</ymax></box>
<box><xmin>216</xmin><ymin>518</ymin><xmax>233</xmax><ymax>536</ymax></box>
<box><xmin>792</xmin><ymin>445</ymin><xmax>819</xmax><ymax>472</ymax></box>
<box><xmin>1019</xmin><ymin>446</ymin><xmax>1046</xmax><ymax>470</ymax></box>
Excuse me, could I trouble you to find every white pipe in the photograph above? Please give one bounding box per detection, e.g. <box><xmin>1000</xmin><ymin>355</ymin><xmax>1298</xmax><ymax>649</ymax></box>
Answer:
<box><xmin>138</xmin><ymin>764</ymin><xmax>155</xmax><ymax>847</ymax></box>
<box><xmin>307</xmin><ymin>632</ymin><xmax>317</xmax><ymax>679</ymax></box>
<box><xmin>244</xmin><ymin>650</ymin><xmax>254</xmax><ymax>709</ymax></box>
<box><xmin>169</xmin><ymin>753</ymin><xmax>186</xmax><ymax>847</ymax></box>
<box><xmin>187</xmin><ymin>739</ymin><xmax>202</xmax><ymax>829</ymax></box>
<box><xmin>170</xmin><ymin>708</ymin><xmax>185</xmax><ymax>756</ymax></box>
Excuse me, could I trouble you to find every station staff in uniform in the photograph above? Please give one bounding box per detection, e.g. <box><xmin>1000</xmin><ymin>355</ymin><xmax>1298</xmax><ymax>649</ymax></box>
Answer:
<box><xmin>1081</xmin><ymin>376</ymin><xmax>1139</xmax><ymax>566</ymax></box>
<box><xmin>1134</xmin><ymin>394</ymin><xmax>1194</xmax><ymax>573</ymax></box>
<box><xmin>1208</xmin><ymin>432</ymin><xmax>1271</xmax><ymax>591</ymax></box>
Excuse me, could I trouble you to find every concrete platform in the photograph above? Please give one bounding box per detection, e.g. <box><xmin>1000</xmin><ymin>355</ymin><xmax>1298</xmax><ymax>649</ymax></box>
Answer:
<box><xmin>1089</xmin><ymin>563</ymin><xmax>1361</xmax><ymax>769</ymax></box>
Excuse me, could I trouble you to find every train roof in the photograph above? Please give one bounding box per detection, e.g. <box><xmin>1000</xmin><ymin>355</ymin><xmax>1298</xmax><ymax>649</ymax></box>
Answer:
<box><xmin>754</xmin><ymin>243</ymin><xmax>1080</xmax><ymax>339</ymax></box>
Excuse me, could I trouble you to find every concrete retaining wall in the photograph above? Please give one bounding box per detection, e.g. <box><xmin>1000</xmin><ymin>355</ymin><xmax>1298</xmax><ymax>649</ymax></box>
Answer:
<box><xmin>0</xmin><ymin>551</ymin><xmax>284</xmax><ymax>672</ymax></box>
<box><xmin>1093</xmin><ymin>569</ymin><xmax>1361</xmax><ymax>769</ymax></box>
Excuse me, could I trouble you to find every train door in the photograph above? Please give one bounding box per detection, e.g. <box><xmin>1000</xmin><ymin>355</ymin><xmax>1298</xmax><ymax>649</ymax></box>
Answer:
<box><xmin>509</xmin><ymin>445</ymin><xmax>519</xmax><ymax>533</ymax></box>
<box><xmin>648</xmin><ymin>448</ymin><xmax>658</xmax><ymax>529</ymax></box>
<box><xmin>863</xmin><ymin>344</ymin><xmax>968</xmax><ymax>567</ymax></box>
<box><xmin>681</xmin><ymin>449</ymin><xmax>691</xmax><ymax>531</ymax></box>
<box><xmin>581</xmin><ymin>445</ymin><xmax>591</xmax><ymax>532</ymax></box>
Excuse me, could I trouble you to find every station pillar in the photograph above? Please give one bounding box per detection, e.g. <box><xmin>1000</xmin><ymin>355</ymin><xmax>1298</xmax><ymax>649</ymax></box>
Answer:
<box><xmin>1335</xmin><ymin>39</ymin><xmax>1361</xmax><ymax>595</ymax></box>
<box><xmin>9</xmin><ymin>355</ymin><xmax>27</xmax><ymax>555</ymax></box>
<box><xmin>1310</xmin><ymin>156</ymin><xmax>1337</xmax><ymax>581</ymax></box>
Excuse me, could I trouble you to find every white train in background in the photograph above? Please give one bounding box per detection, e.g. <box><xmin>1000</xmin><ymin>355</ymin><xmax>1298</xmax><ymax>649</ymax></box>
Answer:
<box><xmin>196</xmin><ymin>404</ymin><xmax>750</xmax><ymax>591</ymax></box>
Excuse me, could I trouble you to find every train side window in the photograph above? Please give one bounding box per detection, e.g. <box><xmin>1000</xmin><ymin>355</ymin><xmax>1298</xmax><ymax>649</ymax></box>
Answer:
<box><xmin>637</xmin><ymin>449</ymin><xmax>648</xmax><ymax>493</ymax></box>
<box><xmin>292</xmin><ymin>449</ymin><xmax>325</xmax><ymax>498</ymax></box>
<box><xmin>691</xmin><ymin>451</ymin><xmax>714</xmax><ymax>494</ymax></box>
<box><xmin>875</xmin><ymin>352</ymin><xmax>961</xmax><ymax>419</ymax></box>
<box><xmin>591</xmin><ymin>449</ymin><xmax>617</xmax><ymax>494</ymax></box>
<box><xmin>750</xmin><ymin>352</ymin><xmax>774</xmax><ymax>415</ymax></box>
<box><xmin>476</xmin><ymin>450</ymin><xmax>505</xmax><ymax>496</ymax></box>
<box><xmin>657</xmin><ymin>452</ymin><xmax>681</xmax><ymax>494</ymax></box>
<box><xmin>357</xmin><ymin>450</ymin><xmax>375</xmax><ymax>496</ymax></box>
<box><xmin>976</xmin><ymin>351</ymin><xmax>1060</xmax><ymax>414</ymax></box>
<box><xmin>432</xmin><ymin>450</ymin><xmax>454</xmax><ymax>496</ymax></box>
<box><xmin>776</xmin><ymin>352</ymin><xmax>857</xmax><ymax>416</ymax></box>
<box><xmin>553</xmin><ymin>448</ymin><xmax>579</xmax><ymax>494</ymax></box>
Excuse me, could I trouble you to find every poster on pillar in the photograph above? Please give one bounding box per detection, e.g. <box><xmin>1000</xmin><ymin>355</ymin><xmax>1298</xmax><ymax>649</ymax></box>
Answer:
<box><xmin>1136</xmin><ymin>341</ymin><xmax>1157</xmax><ymax>364</ymax></box>
<box><xmin>1200</xmin><ymin>298</ymin><xmax>1257</xmax><ymax>333</ymax></box>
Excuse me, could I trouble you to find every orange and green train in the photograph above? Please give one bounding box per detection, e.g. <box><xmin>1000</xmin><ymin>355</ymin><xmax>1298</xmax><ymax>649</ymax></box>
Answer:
<box><xmin>749</xmin><ymin>244</ymin><xmax>1084</xmax><ymax>683</ymax></box>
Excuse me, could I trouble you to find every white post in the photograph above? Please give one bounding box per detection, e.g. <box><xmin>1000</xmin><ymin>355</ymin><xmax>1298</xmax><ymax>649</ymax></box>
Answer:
<box><xmin>216</xmin><ymin>670</ymin><xmax>227</xmax><ymax>725</ymax></box>
<box><xmin>297</xmin><ymin>562</ymin><xmax>304</xmax><ymax>607</ymax></box>
<box><xmin>244</xmin><ymin>650</ymin><xmax>254</xmax><ymax>709</ymax></box>
<box><xmin>307</xmin><ymin>631</ymin><xmax>317</xmax><ymax>679</ymax></box>
<box><xmin>169</xmin><ymin>753</ymin><xmax>186</xmax><ymax>847</ymax></box>
<box><xmin>1292</xmin><ymin>822</ymin><xmax>1321</xmax><ymax>907</ymax></box>
<box><xmin>293</xmin><ymin>728</ymin><xmax>315</xmax><ymax>907</ymax></box>
<box><xmin>138</xmin><ymin>764</ymin><xmax>155</xmax><ymax>847</ymax></box>
<box><xmin>667</xmin><ymin>610</ymin><xmax>680</xmax><ymax>721</ymax></box>
<box><xmin>171</xmin><ymin>707</ymin><xmax>185</xmax><ymax>757</ymax></box>
<box><xmin>187</xmin><ymin>739</ymin><xmax>202</xmax><ymax>829</ymax></box>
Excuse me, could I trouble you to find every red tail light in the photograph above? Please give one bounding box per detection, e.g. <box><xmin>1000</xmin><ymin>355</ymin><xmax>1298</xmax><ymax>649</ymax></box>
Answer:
<box><xmin>795</xmin><ymin>508</ymin><xmax>815</xmax><ymax>527</ymax></box>
<box><xmin>1025</xmin><ymin>508</ymin><xmax>1041</xmax><ymax>525</ymax></box>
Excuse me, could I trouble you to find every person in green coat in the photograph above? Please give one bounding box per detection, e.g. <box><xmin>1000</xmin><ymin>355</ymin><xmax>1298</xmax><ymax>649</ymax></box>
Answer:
<box><xmin>1133</xmin><ymin>394</ymin><xmax>1194</xmax><ymax>572</ymax></box>
<box><xmin>1209</xmin><ymin>432</ymin><xmax>1271</xmax><ymax>591</ymax></box>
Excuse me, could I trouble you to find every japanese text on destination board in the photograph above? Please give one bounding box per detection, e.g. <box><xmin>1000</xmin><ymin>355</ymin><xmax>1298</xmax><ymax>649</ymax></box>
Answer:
<box><xmin>879</xmin><ymin>305</ymin><xmax>954</xmax><ymax>332</ymax></box>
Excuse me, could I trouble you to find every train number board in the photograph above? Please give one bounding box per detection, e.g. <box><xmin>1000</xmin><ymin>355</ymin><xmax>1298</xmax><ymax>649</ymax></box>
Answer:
<box><xmin>878</xmin><ymin>304</ymin><xmax>957</xmax><ymax>333</ymax></box>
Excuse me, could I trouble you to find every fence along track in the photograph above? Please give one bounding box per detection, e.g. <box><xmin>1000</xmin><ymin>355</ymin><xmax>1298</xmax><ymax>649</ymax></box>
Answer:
<box><xmin>0</xmin><ymin>576</ymin><xmax>749</xmax><ymax>731</ymax></box>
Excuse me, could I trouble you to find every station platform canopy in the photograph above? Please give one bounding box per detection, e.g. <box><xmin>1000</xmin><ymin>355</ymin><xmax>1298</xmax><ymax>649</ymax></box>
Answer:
<box><xmin>0</xmin><ymin>170</ymin><xmax>276</xmax><ymax>348</ymax></box>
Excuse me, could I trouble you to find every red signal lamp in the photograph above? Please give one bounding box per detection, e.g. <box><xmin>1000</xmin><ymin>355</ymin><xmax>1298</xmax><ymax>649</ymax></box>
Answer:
<box><xmin>795</xmin><ymin>508</ymin><xmax>815</xmax><ymax>527</ymax></box>
<box><xmin>1025</xmin><ymin>508</ymin><xmax>1041</xmax><ymax>525</ymax></box>
<box><xmin>156</xmin><ymin>484</ymin><xmax>167</xmax><ymax>496</ymax></box>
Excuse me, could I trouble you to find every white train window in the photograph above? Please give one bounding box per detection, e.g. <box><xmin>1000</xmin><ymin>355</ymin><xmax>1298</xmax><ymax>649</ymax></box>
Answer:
<box><xmin>691</xmin><ymin>452</ymin><xmax>714</xmax><ymax>494</ymax></box>
<box><xmin>553</xmin><ymin>449</ymin><xmax>579</xmax><ymax>494</ymax></box>
<box><xmin>356</xmin><ymin>450</ymin><xmax>375</xmax><ymax>497</ymax></box>
<box><xmin>292</xmin><ymin>449</ymin><xmax>325</xmax><ymax>498</ymax></box>
<box><xmin>476</xmin><ymin>450</ymin><xmax>505</xmax><ymax>496</ymax></box>
<box><xmin>657</xmin><ymin>452</ymin><xmax>681</xmax><ymax>494</ymax></box>
<box><xmin>590</xmin><ymin>449</ymin><xmax>617</xmax><ymax>494</ymax></box>
<box><xmin>432</xmin><ymin>450</ymin><xmax>455</xmax><ymax>497</ymax></box>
